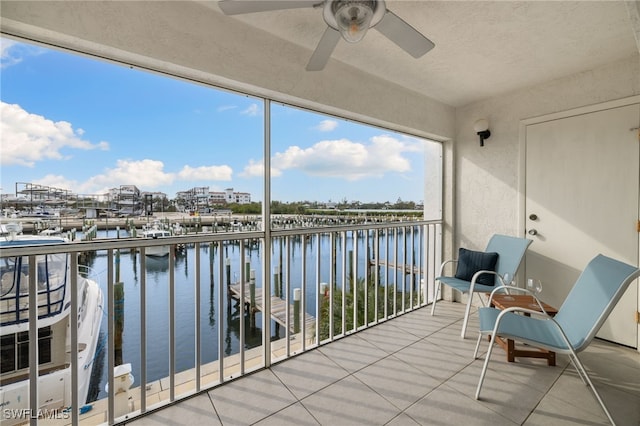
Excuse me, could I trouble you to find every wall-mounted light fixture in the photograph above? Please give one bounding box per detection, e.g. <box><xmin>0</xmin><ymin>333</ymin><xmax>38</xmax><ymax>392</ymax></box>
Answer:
<box><xmin>474</xmin><ymin>119</ymin><xmax>491</xmax><ymax>147</ymax></box>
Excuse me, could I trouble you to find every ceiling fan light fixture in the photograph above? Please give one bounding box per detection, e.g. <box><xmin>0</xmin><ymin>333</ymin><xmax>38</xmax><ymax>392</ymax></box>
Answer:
<box><xmin>334</xmin><ymin>1</ymin><xmax>375</xmax><ymax>43</ymax></box>
<box><xmin>219</xmin><ymin>0</ymin><xmax>434</xmax><ymax>72</ymax></box>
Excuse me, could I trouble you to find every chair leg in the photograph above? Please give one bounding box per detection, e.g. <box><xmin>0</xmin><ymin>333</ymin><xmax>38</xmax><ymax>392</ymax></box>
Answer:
<box><xmin>569</xmin><ymin>352</ymin><xmax>616</xmax><ymax>425</ymax></box>
<box><xmin>475</xmin><ymin>331</ymin><xmax>497</xmax><ymax>400</ymax></box>
<box><xmin>473</xmin><ymin>332</ymin><xmax>483</xmax><ymax>359</ymax></box>
<box><xmin>460</xmin><ymin>292</ymin><xmax>474</xmax><ymax>338</ymax></box>
<box><xmin>569</xmin><ymin>354</ymin><xmax>588</xmax><ymax>386</ymax></box>
<box><xmin>430</xmin><ymin>283</ymin><xmax>441</xmax><ymax>316</ymax></box>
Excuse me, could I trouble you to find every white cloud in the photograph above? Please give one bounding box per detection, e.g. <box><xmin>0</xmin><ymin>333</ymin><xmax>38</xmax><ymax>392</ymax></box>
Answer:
<box><xmin>217</xmin><ymin>105</ymin><xmax>237</xmax><ymax>112</ymax></box>
<box><xmin>239</xmin><ymin>159</ymin><xmax>282</xmax><ymax>178</ymax></box>
<box><xmin>315</xmin><ymin>119</ymin><xmax>338</xmax><ymax>132</ymax></box>
<box><xmin>85</xmin><ymin>159</ymin><xmax>175</xmax><ymax>190</ymax></box>
<box><xmin>269</xmin><ymin>135</ymin><xmax>418</xmax><ymax>180</ymax></box>
<box><xmin>0</xmin><ymin>102</ymin><xmax>110</xmax><ymax>167</ymax></box>
<box><xmin>1</xmin><ymin>38</ymin><xmax>20</xmax><ymax>68</ymax></box>
<box><xmin>178</xmin><ymin>165</ymin><xmax>232</xmax><ymax>181</ymax></box>
<box><xmin>32</xmin><ymin>174</ymin><xmax>83</xmax><ymax>193</ymax></box>
<box><xmin>31</xmin><ymin>159</ymin><xmax>235</xmax><ymax>195</ymax></box>
<box><xmin>241</xmin><ymin>103</ymin><xmax>260</xmax><ymax>116</ymax></box>
<box><xmin>83</xmin><ymin>160</ymin><xmax>233</xmax><ymax>188</ymax></box>
<box><xmin>240</xmin><ymin>159</ymin><xmax>263</xmax><ymax>178</ymax></box>
<box><xmin>1</xmin><ymin>38</ymin><xmax>46</xmax><ymax>69</ymax></box>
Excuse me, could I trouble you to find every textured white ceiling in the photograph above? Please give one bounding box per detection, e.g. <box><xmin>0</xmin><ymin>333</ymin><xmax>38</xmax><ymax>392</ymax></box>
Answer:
<box><xmin>207</xmin><ymin>0</ymin><xmax>639</xmax><ymax>107</ymax></box>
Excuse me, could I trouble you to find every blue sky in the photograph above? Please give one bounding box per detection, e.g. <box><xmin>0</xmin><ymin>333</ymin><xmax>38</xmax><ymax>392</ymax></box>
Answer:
<box><xmin>0</xmin><ymin>37</ymin><xmax>428</xmax><ymax>203</ymax></box>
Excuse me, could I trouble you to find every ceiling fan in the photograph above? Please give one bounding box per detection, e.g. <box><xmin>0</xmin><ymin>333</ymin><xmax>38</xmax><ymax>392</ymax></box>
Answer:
<box><xmin>217</xmin><ymin>0</ymin><xmax>435</xmax><ymax>71</ymax></box>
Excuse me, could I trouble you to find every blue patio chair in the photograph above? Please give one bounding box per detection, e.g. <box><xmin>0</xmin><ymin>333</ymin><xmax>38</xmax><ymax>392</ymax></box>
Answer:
<box><xmin>431</xmin><ymin>234</ymin><xmax>532</xmax><ymax>338</ymax></box>
<box><xmin>473</xmin><ymin>254</ymin><xmax>640</xmax><ymax>425</ymax></box>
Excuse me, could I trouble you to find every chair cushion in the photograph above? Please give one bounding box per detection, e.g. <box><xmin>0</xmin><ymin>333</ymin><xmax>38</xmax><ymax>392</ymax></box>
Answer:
<box><xmin>455</xmin><ymin>248</ymin><xmax>499</xmax><ymax>286</ymax></box>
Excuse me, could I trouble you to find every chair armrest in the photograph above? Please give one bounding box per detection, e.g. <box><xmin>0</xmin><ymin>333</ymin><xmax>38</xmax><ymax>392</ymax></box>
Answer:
<box><xmin>525</xmin><ymin>295</ymin><xmax>548</xmax><ymax>315</ymax></box>
<box><xmin>468</xmin><ymin>270</ymin><xmax>500</xmax><ymax>293</ymax></box>
<box><xmin>438</xmin><ymin>259</ymin><xmax>459</xmax><ymax>276</ymax></box>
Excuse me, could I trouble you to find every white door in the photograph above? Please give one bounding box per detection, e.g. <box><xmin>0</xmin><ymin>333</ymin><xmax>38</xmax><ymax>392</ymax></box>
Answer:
<box><xmin>524</xmin><ymin>102</ymin><xmax>639</xmax><ymax>348</ymax></box>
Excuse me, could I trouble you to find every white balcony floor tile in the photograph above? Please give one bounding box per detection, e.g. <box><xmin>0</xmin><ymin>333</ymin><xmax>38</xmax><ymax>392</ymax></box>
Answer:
<box><xmin>125</xmin><ymin>301</ymin><xmax>640</xmax><ymax>425</ymax></box>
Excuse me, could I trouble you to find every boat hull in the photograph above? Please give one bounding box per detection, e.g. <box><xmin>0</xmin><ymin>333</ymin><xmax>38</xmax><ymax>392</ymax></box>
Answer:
<box><xmin>0</xmin><ymin>235</ymin><xmax>104</xmax><ymax>424</ymax></box>
<box><xmin>145</xmin><ymin>245</ymin><xmax>170</xmax><ymax>257</ymax></box>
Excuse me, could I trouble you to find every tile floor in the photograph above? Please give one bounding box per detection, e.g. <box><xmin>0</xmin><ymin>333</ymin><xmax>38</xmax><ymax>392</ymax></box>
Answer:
<box><xmin>126</xmin><ymin>301</ymin><xmax>640</xmax><ymax>425</ymax></box>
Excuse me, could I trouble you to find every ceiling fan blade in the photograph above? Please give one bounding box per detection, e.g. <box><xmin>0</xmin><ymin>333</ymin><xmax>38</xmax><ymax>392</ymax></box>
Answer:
<box><xmin>218</xmin><ymin>0</ymin><xmax>318</xmax><ymax>16</ymax></box>
<box><xmin>306</xmin><ymin>26</ymin><xmax>341</xmax><ymax>71</ymax></box>
<box><xmin>374</xmin><ymin>10</ymin><xmax>435</xmax><ymax>58</ymax></box>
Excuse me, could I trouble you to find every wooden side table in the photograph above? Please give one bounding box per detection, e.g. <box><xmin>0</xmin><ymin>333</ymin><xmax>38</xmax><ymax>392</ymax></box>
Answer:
<box><xmin>490</xmin><ymin>294</ymin><xmax>559</xmax><ymax>366</ymax></box>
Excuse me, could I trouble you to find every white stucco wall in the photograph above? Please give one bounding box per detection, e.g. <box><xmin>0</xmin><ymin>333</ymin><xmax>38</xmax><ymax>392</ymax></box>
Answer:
<box><xmin>453</xmin><ymin>54</ymin><xmax>640</xmax><ymax>253</ymax></box>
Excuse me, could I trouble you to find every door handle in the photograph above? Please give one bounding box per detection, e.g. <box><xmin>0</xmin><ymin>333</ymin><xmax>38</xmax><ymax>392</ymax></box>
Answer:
<box><xmin>528</xmin><ymin>229</ymin><xmax>538</xmax><ymax>236</ymax></box>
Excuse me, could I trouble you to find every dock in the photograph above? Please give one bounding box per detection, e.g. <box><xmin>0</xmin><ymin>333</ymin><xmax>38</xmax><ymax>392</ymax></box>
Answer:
<box><xmin>227</xmin><ymin>283</ymin><xmax>316</xmax><ymax>336</ymax></box>
<box><xmin>370</xmin><ymin>259</ymin><xmax>422</xmax><ymax>275</ymax></box>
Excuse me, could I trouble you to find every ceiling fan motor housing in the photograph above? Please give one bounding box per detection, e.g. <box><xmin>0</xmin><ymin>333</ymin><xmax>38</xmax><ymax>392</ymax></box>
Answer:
<box><xmin>323</xmin><ymin>0</ymin><xmax>386</xmax><ymax>34</ymax></box>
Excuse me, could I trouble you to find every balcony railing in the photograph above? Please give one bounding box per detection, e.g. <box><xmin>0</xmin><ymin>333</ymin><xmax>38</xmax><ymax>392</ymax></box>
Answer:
<box><xmin>0</xmin><ymin>219</ymin><xmax>441</xmax><ymax>425</ymax></box>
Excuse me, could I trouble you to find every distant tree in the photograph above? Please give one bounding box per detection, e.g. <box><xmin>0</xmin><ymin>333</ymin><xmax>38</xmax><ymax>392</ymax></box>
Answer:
<box><xmin>393</xmin><ymin>200</ymin><xmax>416</xmax><ymax>210</ymax></box>
<box><xmin>229</xmin><ymin>202</ymin><xmax>261</xmax><ymax>214</ymax></box>
<box><xmin>270</xmin><ymin>201</ymin><xmax>308</xmax><ymax>214</ymax></box>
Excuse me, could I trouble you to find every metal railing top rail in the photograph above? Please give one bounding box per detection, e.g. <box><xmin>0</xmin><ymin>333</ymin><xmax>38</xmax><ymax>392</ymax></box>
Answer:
<box><xmin>268</xmin><ymin>219</ymin><xmax>438</xmax><ymax>237</ymax></box>
<box><xmin>0</xmin><ymin>219</ymin><xmax>440</xmax><ymax>257</ymax></box>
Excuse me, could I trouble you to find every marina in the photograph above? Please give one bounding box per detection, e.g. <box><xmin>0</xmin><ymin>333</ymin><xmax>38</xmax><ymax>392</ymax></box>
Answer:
<box><xmin>0</xmin><ymin>218</ymin><xmax>434</xmax><ymax>425</ymax></box>
<box><xmin>83</xmin><ymin>226</ymin><xmax>424</xmax><ymax>399</ymax></box>
<box><xmin>2</xmin><ymin>209</ymin><xmax>422</xmax><ymax>234</ymax></box>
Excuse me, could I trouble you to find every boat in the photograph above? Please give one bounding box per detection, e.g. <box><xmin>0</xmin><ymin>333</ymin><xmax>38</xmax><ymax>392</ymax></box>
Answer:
<box><xmin>38</xmin><ymin>226</ymin><xmax>64</xmax><ymax>237</ymax></box>
<box><xmin>0</xmin><ymin>227</ymin><xmax>104</xmax><ymax>424</ymax></box>
<box><xmin>0</xmin><ymin>222</ymin><xmax>23</xmax><ymax>237</ymax></box>
<box><xmin>140</xmin><ymin>220</ymin><xmax>171</xmax><ymax>257</ymax></box>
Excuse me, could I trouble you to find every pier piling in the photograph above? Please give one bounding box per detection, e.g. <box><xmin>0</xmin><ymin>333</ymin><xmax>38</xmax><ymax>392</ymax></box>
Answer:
<box><xmin>293</xmin><ymin>288</ymin><xmax>301</xmax><ymax>333</ymax></box>
<box><xmin>249</xmin><ymin>269</ymin><xmax>256</xmax><ymax>330</ymax></box>
<box><xmin>274</xmin><ymin>266</ymin><xmax>281</xmax><ymax>298</ymax></box>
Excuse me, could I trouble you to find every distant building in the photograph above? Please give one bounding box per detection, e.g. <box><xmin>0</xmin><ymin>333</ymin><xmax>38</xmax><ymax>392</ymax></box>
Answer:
<box><xmin>175</xmin><ymin>187</ymin><xmax>209</xmax><ymax>212</ymax></box>
<box><xmin>222</xmin><ymin>188</ymin><xmax>251</xmax><ymax>204</ymax></box>
<box><xmin>176</xmin><ymin>187</ymin><xmax>251</xmax><ymax>212</ymax></box>
<box><xmin>142</xmin><ymin>191</ymin><xmax>167</xmax><ymax>199</ymax></box>
<box><xmin>140</xmin><ymin>191</ymin><xmax>167</xmax><ymax>215</ymax></box>
<box><xmin>208</xmin><ymin>189</ymin><xmax>225</xmax><ymax>205</ymax></box>
<box><xmin>108</xmin><ymin>185</ymin><xmax>142</xmax><ymax>216</ymax></box>
<box><xmin>324</xmin><ymin>202</ymin><xmax>337</xmax><ymax>210</ymax></box>
<box><xmin>14</xmin><ymin>182</ymin><xmax>74</xmax><ymax>205</ymax></box>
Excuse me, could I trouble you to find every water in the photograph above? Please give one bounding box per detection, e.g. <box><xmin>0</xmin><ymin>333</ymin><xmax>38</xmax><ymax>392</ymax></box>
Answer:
<box><xmin>81</xmin><ymin>228</ymin><xmax>423</xmax><ymax>402</ymax></box>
